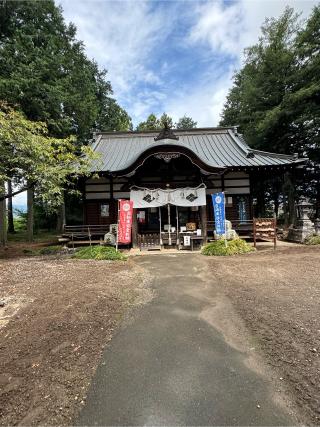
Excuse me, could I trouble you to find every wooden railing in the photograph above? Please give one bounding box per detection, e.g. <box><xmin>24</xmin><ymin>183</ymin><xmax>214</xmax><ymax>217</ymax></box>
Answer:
<box><xmin>63</xmin><ymin>225</ymin><xmax>110</xmax><ymax>238</ymax></box>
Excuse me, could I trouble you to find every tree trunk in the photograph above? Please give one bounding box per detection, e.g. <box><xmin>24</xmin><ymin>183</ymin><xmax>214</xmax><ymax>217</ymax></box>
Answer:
<box><xmin>0</xmin><ymin>183</ymin><xmax>7</xmax><ymax>246</ymax></box>
<box><xmin>27</xmin><ymin>185</ymin><xmax>34</xmax><ymax>242</ymax></box>
<box><xmin>273</xmin><ymin>192</ymin><xmax>279</xmax><ymax>218</ymax></box>
<box><xmin>7</xmin><ymin>179</ymin><xmax>15</xmax><ymax>233</ymax></box>
<box><xmin>56</xmin><ymin>200</ymin><xmax>66</xmax><ymax>233</ymax></box>
<box><xmin>283</xmin><ymin>171</ymin><xmax>296</xmax><ymax>229</ymax></box>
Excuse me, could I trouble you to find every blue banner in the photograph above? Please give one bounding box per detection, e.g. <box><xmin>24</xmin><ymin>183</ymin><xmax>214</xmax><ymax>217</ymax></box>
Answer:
<box><xmin>211</xmin><ymin>192</ymin><xmax>225</xmax><ymax>235</ymax></box>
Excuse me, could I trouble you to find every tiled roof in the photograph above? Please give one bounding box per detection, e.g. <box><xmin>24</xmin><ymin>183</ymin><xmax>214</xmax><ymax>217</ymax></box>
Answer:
<box><xmin>90</xmin><ymin>127</ymin><xmax>305</xmax><ymax>173</ymax></box>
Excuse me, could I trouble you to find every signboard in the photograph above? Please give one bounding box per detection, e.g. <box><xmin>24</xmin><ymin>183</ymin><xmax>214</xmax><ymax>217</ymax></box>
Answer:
<box><xmin>253</xmin><ymin>218</ymin><xmax>277</xmax><ymax>249</ymax></box>
<box><xmin>211</xmin><ymin>192</ymin><xmax>226</xmax><ymax>235</ymax></box>
<box><xmin>117</xmin><ymin>200</ymin><xmax>134</xmax><ymax>244</ymax></box>
<box><xmin>100</xmin><ymin>203</ymin><xmax>109</xmax><ymax>217</ymax></box>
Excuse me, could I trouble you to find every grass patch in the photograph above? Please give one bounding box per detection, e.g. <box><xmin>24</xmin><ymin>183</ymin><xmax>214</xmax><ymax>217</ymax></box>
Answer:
<box><xmin>202</xmin><ymin>238</ymin><xmax>254</xmax><ymax>256</ymax></box>
<box><xmin>72</xmin><ymin>245</ymin><xmax>126</xmax><ymax>261</ymax></box>
<box><xmin>305</xmin><ymin>234</ymin><xmax>320</xmax><ymax>245</ymax></box>
<box><xmin>8</xmin><ymin>230</ymin><xmax>58</xmax><ymax>243</ymax></box>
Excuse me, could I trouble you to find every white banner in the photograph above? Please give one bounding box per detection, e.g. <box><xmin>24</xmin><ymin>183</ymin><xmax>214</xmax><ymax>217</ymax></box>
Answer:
<box><xmin>130</xmin><ymin>185</ymin><xmax>207</xmax><ymax>208</ymax></box>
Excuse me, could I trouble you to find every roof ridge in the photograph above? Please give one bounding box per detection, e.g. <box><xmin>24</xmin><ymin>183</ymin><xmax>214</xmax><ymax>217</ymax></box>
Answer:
<box><xmin>94</xmin><ymin>127</ymin><xmax>233</xmax><ymax>138</ymax></box>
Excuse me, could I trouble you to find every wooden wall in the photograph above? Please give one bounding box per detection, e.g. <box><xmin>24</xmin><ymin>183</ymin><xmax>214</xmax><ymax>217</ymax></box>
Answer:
<box><xmin>83</xmin><ymin>170</ymin><xmax>252</xmax><ymax>227</ymax></box>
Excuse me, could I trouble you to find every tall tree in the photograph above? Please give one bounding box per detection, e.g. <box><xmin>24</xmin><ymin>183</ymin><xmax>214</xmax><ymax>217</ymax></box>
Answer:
<box><xmin>176</xmin><ymin>115</ymin><xmax>197</xmax><ymax>129</ymax></box>
<box><xmin>97</xmin><ymin>99</ymin><xmax>132</xmax><ymax>132</ymax></box>
<box><xmin>136</xmin><ymin>113</ymin><xmax>161</xmax><ymax>131</ymax></box>
<box><xmin>0</xmin><ymin>103</ymin><xmax>95</xmax><ymax>245</ymax></box>
<box><xmin>219</xmin><ymin>7</ymin><xmax>320</xmax><ymax>219</ymax></box>
<box><xmin>136</xmin><ymin>113</ymin><xmax>174</xmax><ymax>131</ymax></box>
<box><xmin>288</xmin><ymin>6</ymin><xmax>320</xmax><ymax>213</ymax></box>
<box><xmin>220</xmin><ymin>7</ymin><xmax>300</xmax><ymax>153</ymax></box>
<box><xmin>0</xmin><ymin>0</ymin><xmax>131</xmax><ymax>233</ymax></box>
<box><xmin>0</xmin><ymin>0</ymin><xmax>132</xmax><ymax>143</ymax></box>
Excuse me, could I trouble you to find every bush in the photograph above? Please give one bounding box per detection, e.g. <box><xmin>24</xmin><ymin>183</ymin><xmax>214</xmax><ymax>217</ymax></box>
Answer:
<box><xmin>305</xmin><ymin>235</ymin><xmax>320</xmax><ymax>245</ymax></box>
<box><xmin>202</xmin><ymin>238</ymin><xmax>254</xmax><ymax>256</ymax></box>
<box><xmin>72</xmin><ymin>245</ymin><xmax>126</xmax><ymax>261</ymax></box>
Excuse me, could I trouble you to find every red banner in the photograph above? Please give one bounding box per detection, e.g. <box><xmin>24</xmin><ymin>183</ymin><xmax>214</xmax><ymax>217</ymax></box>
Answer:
<box><xmin>117</xmin><ymin>200</ymin><xmax>134</xmax><ymax>244</ymax></box>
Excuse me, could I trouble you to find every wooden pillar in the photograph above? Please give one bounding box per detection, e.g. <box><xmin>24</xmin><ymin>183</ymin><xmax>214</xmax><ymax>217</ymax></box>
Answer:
<box><xmin>109</xmin><ymin>175</ymin><xmax>116</xmax><ymax>223</ymax></box>
<box><xmin>0</xmin><ymin>184</ymin><xmax>7</xmax><ymax>246</ymax></box>
<box><xmin>132</xmin><ymin>208</ymin><xmax>138</xmax><ymax>248</ymax></box>
<box><xmin>200</xmin><ymin>204</ymin><xmax>207</xmax><ymax>243</ymax></box>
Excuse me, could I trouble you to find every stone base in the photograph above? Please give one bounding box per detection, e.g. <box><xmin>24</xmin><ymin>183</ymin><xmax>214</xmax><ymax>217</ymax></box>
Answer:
<box><xmin>287</xmin><ymin>225</ymin><xmax>315</xmax><ymax>243</ymax></box>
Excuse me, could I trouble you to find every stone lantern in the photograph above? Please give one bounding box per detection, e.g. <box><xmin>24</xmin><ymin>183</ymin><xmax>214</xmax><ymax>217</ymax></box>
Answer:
<box><xmin>296</xmin><ymin>199</ymin><xmax>314</xmax><ymax>224</ymax></box>
<box><xmin>287</xmin><ymin>198</ymin><xmax>315</xmax><ymax>242</ymax></box>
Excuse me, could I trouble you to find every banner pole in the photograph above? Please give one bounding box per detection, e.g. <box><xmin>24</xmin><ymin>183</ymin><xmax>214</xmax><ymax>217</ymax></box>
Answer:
<box><xmin>223</xmin><ymin>192</ymin><xmax>227</xmax><ymax>247</ymax></box>
<box><xmin>116</xmin><ymin>199</ymin><xmax>120</xmax><ymax>252</ymax></box>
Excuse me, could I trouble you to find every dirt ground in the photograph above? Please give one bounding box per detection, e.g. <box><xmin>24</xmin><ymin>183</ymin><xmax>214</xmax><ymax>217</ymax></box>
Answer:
<box><xmin>206</xmin><ymin>245</ymin><xmax>320</xmax><ymax>425</ymax></box>
<box><xmin>0</xmin><ymin>255</ymin><xmax>152</xmax><ymax>426</ymax></box>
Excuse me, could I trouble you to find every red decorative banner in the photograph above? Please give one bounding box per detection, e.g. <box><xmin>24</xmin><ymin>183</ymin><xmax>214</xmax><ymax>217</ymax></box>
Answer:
<box><xmin>117</xmin><ymin>200</ymin><xmax>134</xmax><ymax>244</ymax></box>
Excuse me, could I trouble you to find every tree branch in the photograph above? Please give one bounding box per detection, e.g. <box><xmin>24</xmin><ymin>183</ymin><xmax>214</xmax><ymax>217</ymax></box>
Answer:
<box><xmin>0</xmin><ymin>182</ymin><xmax>36</xmax><ymax>202</ymax></box>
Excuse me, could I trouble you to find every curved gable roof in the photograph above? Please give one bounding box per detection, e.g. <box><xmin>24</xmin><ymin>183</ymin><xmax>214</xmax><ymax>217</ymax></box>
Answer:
<box><xmin>90</xmin><ymin>127</ymin><xmax>305</xmax><ymax>174</ymax></box>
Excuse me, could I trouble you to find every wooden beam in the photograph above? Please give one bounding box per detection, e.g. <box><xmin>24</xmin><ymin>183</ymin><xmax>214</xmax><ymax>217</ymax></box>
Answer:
<box><xmin>200</xmin><ymin>204</ymin><xmax>208</xmax><ymax>244</ymax></box>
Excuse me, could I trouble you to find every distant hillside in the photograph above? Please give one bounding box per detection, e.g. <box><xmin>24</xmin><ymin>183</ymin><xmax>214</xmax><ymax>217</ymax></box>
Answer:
<box><xmin>13</xmin><ymin>204</ymin><xmax>27</xmax><ymax>215</ymax></box>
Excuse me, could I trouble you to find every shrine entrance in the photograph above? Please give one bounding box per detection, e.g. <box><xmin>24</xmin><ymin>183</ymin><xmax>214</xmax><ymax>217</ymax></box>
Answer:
<box><xmin>131</xmin><ymin>186</ymin><xmax>207</xmax><ymax>251</ymax></box>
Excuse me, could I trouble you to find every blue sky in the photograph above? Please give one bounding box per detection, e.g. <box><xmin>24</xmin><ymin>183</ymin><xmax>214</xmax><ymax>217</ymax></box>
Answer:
<box><xmin>13</xmin><ymin>0</ymin><xmax>316</xmax><ymax>206</ymax></box>
<box><xmin>59</xmin><ymin>0</ymin><xmax>316</xmax><ymax>127</ymax></box>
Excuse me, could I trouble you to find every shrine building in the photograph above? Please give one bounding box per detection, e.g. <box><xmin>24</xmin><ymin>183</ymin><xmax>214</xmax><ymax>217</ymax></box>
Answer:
<box><xmin>66</xmin><ymin>125</ymin><xmax>305</xmax><ymax>249</ymax></box>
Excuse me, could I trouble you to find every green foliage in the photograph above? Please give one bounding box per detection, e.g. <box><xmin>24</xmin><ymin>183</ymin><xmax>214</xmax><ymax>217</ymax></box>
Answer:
<box><xmin>13</xmin><ymin>210</ymin><xmax>27</xmax><ymax>232</ymax></box>
<box><xmin>176</xmin><ymin>115</ymin><xmax>197</xmax><ymax>129</ymax></box>
<box><xmin>0</xmin><ymin>103</ymin><xmax>95</xmax><ymax>209</ymax></box>
<box><xmin>305</xmin><ymin>234</ymin><xmax>320</xmax><ymax>245</ymax></box>
<box><xmin>136</xmin><ymin>113</ymin><xmax>198</xmax><ymax>131</ymax></box>
<box><xmin>72</xmin><ymin>245</ymin><xmax>127</xmax><ymax>261</ymax></box>
<box><xmin>0</xmin><ymin>0</ymin><xmax>131</xmax><ymax>142</ymax></box>
<box><xmin>201</xmin><ymin>239</ymin><xmax>254</xmax><ymax>256</ymax></box>
<box><xmin>8</xmin><ymin>229</ymin><xmax>57</xmax><ymax>243</ymax></box>
<box><xmin>97</xmin><ymin>99</ymin><xmax>133</xmax><ymax>132</ymax></box>
<box><xmin>72</xmin><ymin>246</ymin><xmax>127</xmax><ymax>261</ymax></box>
<box><xmin>136</xmin><ymin>113</ymin><xmax>172</xmax><ymax>131</ymax></box>
<box><xmin>220</xmin><ymin>6</ymin><xmax>320</xmax><ymax>212</ymax></box>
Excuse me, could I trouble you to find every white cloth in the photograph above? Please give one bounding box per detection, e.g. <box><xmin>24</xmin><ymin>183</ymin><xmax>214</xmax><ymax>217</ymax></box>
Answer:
<box><xmin>130</xmin><ymin>185</ymin><xmax>206</xmax><ymax>208</ymax></box>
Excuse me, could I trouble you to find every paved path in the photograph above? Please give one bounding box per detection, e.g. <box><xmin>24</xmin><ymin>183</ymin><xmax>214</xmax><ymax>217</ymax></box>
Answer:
<box><xmin>77</xmin><ymin>254</ymin><xmax>295</xmax><ymax>426</ymax></box>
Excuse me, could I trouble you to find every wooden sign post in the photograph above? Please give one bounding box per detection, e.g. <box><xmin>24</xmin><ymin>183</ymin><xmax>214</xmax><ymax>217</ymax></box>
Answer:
<box><xmin>253</xmin><ymin>218</ymin><xmax>277</xmax><ymax>249</ymax></box>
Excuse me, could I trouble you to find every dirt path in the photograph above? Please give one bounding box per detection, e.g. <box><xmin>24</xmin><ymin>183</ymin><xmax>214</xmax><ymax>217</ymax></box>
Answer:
<box><xmin>0</xmin><ymin>256</ymin><xmax>152</xmax><ymax>426</ymax></box>
<box><xmin>77</xmin><ymin>254</ymin><xmax>298</xmax><ymax>426</ymax></box>
<box><xmin>206</xmin><ymin>246</ymin><xmax>320</xmax><ymax>425</ymax></box>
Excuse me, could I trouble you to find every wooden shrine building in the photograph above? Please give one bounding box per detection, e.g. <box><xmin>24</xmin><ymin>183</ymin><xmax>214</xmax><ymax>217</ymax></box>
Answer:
<box><xmin>67</xmin><ymin>126</ymin><xmax>305</xmax><ymax>249</ymax></box>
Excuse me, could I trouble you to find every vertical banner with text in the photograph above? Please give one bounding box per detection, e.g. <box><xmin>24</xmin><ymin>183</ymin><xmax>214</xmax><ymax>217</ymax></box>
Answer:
<box><xmin>117</xmin><ymin>200</ymin><xmax>134</xmax><ymax>244</ymax></box>
<box><xmin>211</xmin><ymin>192</ymin><xmax>226</xmax><ymax>235</ymax></box>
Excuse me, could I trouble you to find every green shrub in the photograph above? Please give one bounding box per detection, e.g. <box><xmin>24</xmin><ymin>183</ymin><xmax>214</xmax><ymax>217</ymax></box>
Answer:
<box><xmin>202</xmin><ymin>238</ymin><xmax>254</xmax><ymax>256</ymax></box>
<box><xmin>72</xmin><ymin>245</ymin><xmax>126</xmax><ymax>261</ymax></box>
<box><xmin>305</xmin><ymin>235</ymin><xmax>320</xmax><ymax>245</ymax></box>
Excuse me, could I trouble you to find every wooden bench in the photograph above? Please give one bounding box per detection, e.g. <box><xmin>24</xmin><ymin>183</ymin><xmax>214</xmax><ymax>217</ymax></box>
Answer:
<box><xmin>63</xmin><ymin>225</ymin><xmax>110</xmax><ymax>247</ymax></box>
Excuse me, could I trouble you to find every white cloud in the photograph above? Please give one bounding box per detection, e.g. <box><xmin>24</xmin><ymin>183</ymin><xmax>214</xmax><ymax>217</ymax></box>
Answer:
<box><xmin>58</xmin><ymin>0</ymin><xmax>317</xmax><ymax>128</ymax></box>
<box><xmin>59</xmin><ymin>1</ymin><xmax>172</xmax><ymax>104</ymax></box>
<box><xmin>189</xmin><ymin>0</ymin><xmax>316</xmax><ymax>60</ymax></box>
<box><xmin>167</xmin><ymin>65</ymin><xmax>235</xmax><ymax>127</ymax></box>
<box><xmin>174</xmin><ymin>0</ymin><xmax>317</xmax><ymax>126</ymax></box>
